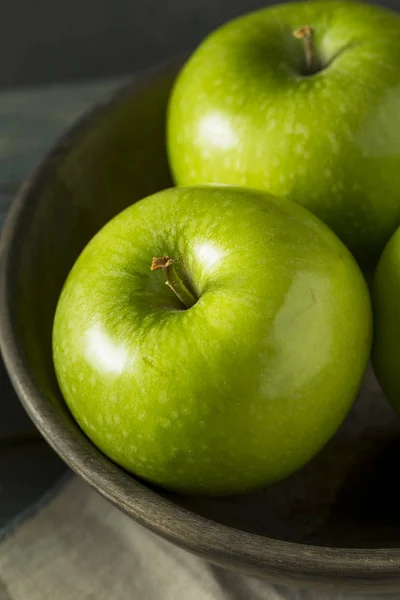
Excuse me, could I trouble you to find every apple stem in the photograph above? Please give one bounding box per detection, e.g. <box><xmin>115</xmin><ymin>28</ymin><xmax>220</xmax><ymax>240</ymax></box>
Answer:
<box><xmin>293</xmin><ymin>26</ymin><xmax>317</xmax><ymax>75</ymax></box>
<box><xmin>151</xmin><ymin>256</ymin><xmax>197</xmax><ymax>309</ymax></box>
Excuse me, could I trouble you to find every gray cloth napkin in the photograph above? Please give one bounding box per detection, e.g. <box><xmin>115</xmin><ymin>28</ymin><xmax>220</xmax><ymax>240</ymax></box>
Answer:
<box><xmin>0</xmin><ymin>476</ymin><xmax>390</xmax><ymax>600</ymax></box>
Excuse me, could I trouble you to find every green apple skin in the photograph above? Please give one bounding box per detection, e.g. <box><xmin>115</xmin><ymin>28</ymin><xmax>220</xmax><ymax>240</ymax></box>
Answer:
<box><xmin>372</xmin><ymin>227</ymin><xmax>400</xmax><ymax>413</ymax></box>
<box><xmin>167</xmin><ymin>1</ymin><xmax>400</xmax><ymax>269</ymax></box>
<box><xmin>53</xmin><ymin>186</ymin><xmax>371</xmax><ymax>496</ymax></box>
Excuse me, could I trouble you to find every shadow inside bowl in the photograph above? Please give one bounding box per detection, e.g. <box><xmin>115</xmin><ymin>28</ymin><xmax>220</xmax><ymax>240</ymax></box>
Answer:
<box><xmin>2</xmin><ymin>61</ymin><xmax>400</xmax><ymax>590</ymax></box>
<box><xmin>176</xmin><ymin>367</ymin><xmax>400</xmax><ymax>549</ymax></box>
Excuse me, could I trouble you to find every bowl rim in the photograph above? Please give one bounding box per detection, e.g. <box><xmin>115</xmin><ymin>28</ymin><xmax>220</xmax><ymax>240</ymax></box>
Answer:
<box><xmin>1</xmin><ymin>61</ymin><xmax>400</xmax><ymax>588</ymax></box>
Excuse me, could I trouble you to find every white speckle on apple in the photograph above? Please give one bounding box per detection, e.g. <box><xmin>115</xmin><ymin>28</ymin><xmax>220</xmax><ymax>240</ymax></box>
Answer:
<box><xmin>223</xmin><ymin>156</ymin><xmax>232</xmax><ymax>169</ymax></box>
<box><xmin>343</xmin><ymin>125</ymin><xmax>353</xmax><ymax>141</ymax></box>
<box><xmin>327</xmin><ymin>132</ymin><xmax>340</xmax><ymax>154</ymax></box>
<box><xmin>268</xmin><ymin>119</ymin><xmax>277</xmax><ymax>131</ymax></box>
<box><xmin>159</xmin><ymin>393</ymin><xmax>168</xmax><ymax>404</ymax></box>
<box><xmin>272</xmin><ymin>156</ymin><xmax>281</xmax><ymax>167</ymax></box>
<box><xmin>295</xmin><ymin>143</ymin><xmax>303</xmax><ymax>155</ymax></box>
<box><xmin>255</xmin><ymin>145</ymin><xmax>264</xmax><ymax>159</ymax></box>
<box><xmin>295</xmin><ymin>123</ymin><xmax>310</xmax><ymax>138</ymax></box>
<box><xmin>285</xmin><ymin>122</ymin><xmax>294</xmax><ymax>135</ymax></box>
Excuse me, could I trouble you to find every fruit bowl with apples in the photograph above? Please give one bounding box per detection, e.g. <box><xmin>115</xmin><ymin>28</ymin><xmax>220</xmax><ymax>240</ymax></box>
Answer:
<box><xmin>2</xmin><ymin>1</ymin><xmax>400</xmax><ymax>592</ymax></box>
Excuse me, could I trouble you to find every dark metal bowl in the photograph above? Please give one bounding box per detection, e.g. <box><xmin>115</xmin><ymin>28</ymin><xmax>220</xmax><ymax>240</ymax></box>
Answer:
<box><xmin>2</xmin><ymin>62</ymin><xmax>400</xmax><ymax>593</ymax></box>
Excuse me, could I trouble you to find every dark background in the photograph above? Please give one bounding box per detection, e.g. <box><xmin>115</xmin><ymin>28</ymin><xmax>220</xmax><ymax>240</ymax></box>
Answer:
<box><xmin>0</xmin><ymin>0</ymin><xmax>398</xmax><ymax>89</ymax></box>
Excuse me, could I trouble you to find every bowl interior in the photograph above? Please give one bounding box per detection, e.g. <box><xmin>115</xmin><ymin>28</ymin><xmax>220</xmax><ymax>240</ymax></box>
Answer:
<box><xmin>3</xmin><ymin>63</ymin><xmax>400</xmax><ymax>572</ymax></box>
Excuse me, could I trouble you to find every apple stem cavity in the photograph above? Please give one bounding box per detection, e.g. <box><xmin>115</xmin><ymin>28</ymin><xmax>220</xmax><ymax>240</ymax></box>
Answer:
<box><xmin>293</xmin><ymin>25</ymin><xmax>319</xmax><ymax>76</ymax></box>
<box><xmin>151</xmin><ymin>256</ymin><xmax>197</xmax><ymax>309</ymax></box>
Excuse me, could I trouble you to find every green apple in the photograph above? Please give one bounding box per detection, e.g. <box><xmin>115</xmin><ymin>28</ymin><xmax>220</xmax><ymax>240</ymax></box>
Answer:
<box><xmin>372</xmin><ymin>226</ymin><xmax>400</xmax><ymax>413</ymax></box>
<box><xmin>167</xmin><ymin>1</ymin><xmax>400</xmax><ymax>269</ymax></box>
<box><xmin>53</xmin><ymin>186</ymin><xmax>371</xmax><ymax>495</ymax></box>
